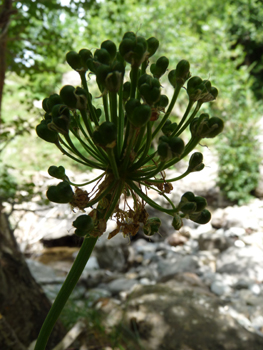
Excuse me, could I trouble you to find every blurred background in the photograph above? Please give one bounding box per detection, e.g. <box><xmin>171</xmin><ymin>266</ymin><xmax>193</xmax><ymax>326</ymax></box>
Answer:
<box><xmin>1</xmin><ymin>1</ymin><xmax>263</xmax><ymax>349</ymax></box>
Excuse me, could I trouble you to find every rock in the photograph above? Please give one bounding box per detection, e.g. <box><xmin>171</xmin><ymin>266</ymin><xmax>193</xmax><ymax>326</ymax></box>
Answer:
<box><xmin>101</xmin><ymin>281</ymin><xmax>263</xmax><ymax>350</ymax></box>
<box><xmin>166</xmin><ymin>232</ymin><xmax>188</xmax><ymax>247</ymax></box>
<box><xmin>106</xmin><ymin>278</ymin><xmax>138</xmax><ymax>295</ymax></box>
<box><xmin>211</xmin><ymin>280</ymin><xmax>233</xmax><ymax>296</ymax></box>
<box><xmin>94</xmin><ymin>225</ymin><xmax>130</xmax><ymax>272</ymax></box>
<box><xmin>84</xmin><ymin>288</ymin><xmax>111</xmax><ymax>305</ymax></box>
<box><xmin>157</xmin><ymin>255</ymin><xmax>200</xmax><ymax>282</ymax></box>
<box><xmin>211</xmin><ymin>200</ymin><xmax>263</xmax><ymax>231</ymax></box>
<box><xmin>198</xmin><ymin>231</ymin><xmax>231</xmax><ymax>252</ymax></box>
<box><xmin>26</xmin><ymin>258</ymin><xmax>65</xmax><ymax>284</ymax></box>
<box><xmin>225</xmin><ymin>226</ymin><xmax>246</xmax><ymax>237</ymax></box>
<box><xmin>217</xmin><ymin>246</ymin><xmax>263</xmax><ymax>282</ymax></box>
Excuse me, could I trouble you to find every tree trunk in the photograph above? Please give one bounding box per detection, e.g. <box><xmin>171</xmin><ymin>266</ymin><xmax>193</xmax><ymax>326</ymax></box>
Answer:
<box><xmin>0</xmin><ymin>205</ymin><xmax>66</xmax><ymax>350</ymax></box>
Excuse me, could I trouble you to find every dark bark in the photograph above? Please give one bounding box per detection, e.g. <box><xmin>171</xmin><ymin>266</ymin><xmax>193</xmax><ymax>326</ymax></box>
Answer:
<box><xmin>0</xmin><ymin>206</ymin><xmax>66</xmax><ymax>349</ymax></box>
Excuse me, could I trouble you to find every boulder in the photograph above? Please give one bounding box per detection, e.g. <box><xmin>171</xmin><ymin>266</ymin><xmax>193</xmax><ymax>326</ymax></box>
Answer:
<box><xmin>100</xmin><ymin>280</ymin><xmax>263</xmax><ymax>350</ymax></box>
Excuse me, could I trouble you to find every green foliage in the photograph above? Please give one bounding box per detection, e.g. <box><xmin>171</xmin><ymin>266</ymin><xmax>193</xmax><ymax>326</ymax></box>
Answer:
<box><xmin>60</xmin><ymin>299</ymin><xmax>145</xmax><ymax>349</ymax></box>
<box><xmin>216</xmin><ymin>89</ymin><xmax>262</xmax><ymax>204</ymax></box>
<box><xmin>3</xmin><ymin>0</ymin><xmax>263</xmax><ymax>208</ymax></box>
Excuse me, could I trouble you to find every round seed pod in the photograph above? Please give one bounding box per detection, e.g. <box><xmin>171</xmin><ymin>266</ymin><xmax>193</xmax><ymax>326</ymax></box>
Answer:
<box><xmin>78</xmin><ymin>49</ymin><xmax>92</xmax><ymax>70</ymax></box>
<box><xmin>42</xmin><ymin>97</ymin><xmax>50</xmax><ymax>112</ymax></box>
<box><xmin>159</xmin><ymin>135</ymin><xmax>169</xmax><ymax>143</ymax></box>
<box><xmin>168</xmin><ymin>137</ymin><xmax>184</xmax><ymax>157</ymax></box>
<box><xmin>36</xmin><ymin>120</ymin><xmax>58</xmax><ymax>144</ymax></box>
<box><xmin>119</xmin><ymin>38</ymin><xmax>135</xmax><ymax>62</ymax></box>
<box><xmin>60</xmin><ymin>85</ymin><xmax>77</xmax><ymax>109</ymax></box>
<box><xmin>93</xmin><ymin>121</ymin><xmax>117</xmax><ymax>148</ymax></box>
<box><xmin>96</xmin><ymin>64</ymin><xmax>111</xmax><ymax>87</ymax></box>
<box><xmin>190</xmin><ymin>114</ymin><xmax>210</xmax><ymax>138</ymax></box>
<box><xmin>180</xmin><ymin>202</ymin><xmax>197</xmax><ymax>214</ymax></box>
<box><xmin>73</xmin><ymin>215</ymin><xmax>94</xmax><ymax>236</ymax></box>
<box><xmin>155</xmin><ymin>94</ymin><xmax>169</xmax><ymax>108</ymax></box>
<box><xmin>204</xmin><ymin>117</ymin><xmax>224</xmax><ymax>138</ymax></box>
<box><xmin>123</xmin><ymin>31</ymin><xmax>136</xmax><ymax>40</ymax></box>
<box><xmin>94</xmin><ymin>48</ymin><xmax>111</xmax><ymax>65</ymax></box>
<box><xmin>147</xmin><ymin>37</ymin><xmax>159</xmax><ymax>57</ymax></box>
<box><xmin>101</xmin><ymin>40</ymin><xmax>117</xmax><ymax>61</ymax></box>
<box><xmin>125</xmin><ymin>98</ymin><xmax>141</xmax><ymax>115</ymax></box>
<box><xmin>158</xmin><ymin>142</ymin><xmax>170</xmax><ymax>160</ymax></box>
<box><xmin>66</xmin><ymin>51</ymin><xmax>82</xmax><ymax>71</ymax></box>
<box><xmin>143</xmin><ymin>217</ymin><xmax>161</xmax><ymax>236</ymax></box>
<box><xmin>150</xmin><ymin>56</ymin><xmax>169</xmax><ymax>79</ymax></box>
<box><xmin>190</xmin><ymin>209</ymin><xmax>211</xmax><ymax>224</ymax></box>
<box><xmin>48</xmin><ymin>165</ymin><xmax>66</xmax><ymax>180</ymax></box>
<box><xmin>128</xmin><ymin>104</ymin><xmax>152</xmax><ymax>128</ymax></box>
<box><xmin>105</xmin><ymin>71</ymin><xmax>123</xmax><ymax>93</ymax></box>
<box><xmin>46</xmin><ymin>181</ymin><xmax>74</xmax><ymax>203</ymax></box>
<box><xmin>168</xmin><ymin>60</ymin><xmax>191</xmax><ymax>87</ymax></box>
<box><xmin>193</xmin><ymin>196</ymin><xmax>207</xmax><ymax>212</ymax></box>
<box><xmin>51</xmin><ymin>104</ymin><xmax>71</xmax><ymax>134</ymax></box>
<box><xmin>162</xmin><ymin>119</ymin><xmax>177</xmax><ymax>136</ymax></box>
<box><xmin>187</xmin><ymin>152</ymin><xmax>204</xmax><ymax>172</ymax></box>
<box><xmin>139</xmin><ymin>83</ymin><xmax>160</xmax><ymax>105</ymax></box>
<box><xmin>172</xmin><ymin>214</ymin><xmax>183</xmax><ymax>230</ymax></box>
<box><xmin>180</xmin><ymin>191</ymin><xmax>195</xmax><ymax>203</ymax></box>
<box><xmin>122</xmin><ymin>82</ymin><xmax>131</xmax><ymax>101</ymax></box>
<box><xmin>47</xmin><ymin>94</ymin><xmax>63</xmax><ymax>111</ymax></box>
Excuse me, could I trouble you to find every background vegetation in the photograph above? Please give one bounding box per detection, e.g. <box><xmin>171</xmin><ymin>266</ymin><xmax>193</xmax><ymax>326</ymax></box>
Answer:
<box><xmin>1</xmin><ymin>0</ymin><xmax>263</xmax><ymax>205</ymax></box>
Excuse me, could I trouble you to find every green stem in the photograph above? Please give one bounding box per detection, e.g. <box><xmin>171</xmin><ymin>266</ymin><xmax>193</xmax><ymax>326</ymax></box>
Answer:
<box><xmin>70</xmin><ymin>128</ymin><xmax>105</xmax><ymax>164</ymax></box>
<box><xmin>64</xmin><ymin>134</ymin><xmax>104</xmax><ymax>169</ymax></box>
<box><xmin>34</xmin><ymin>235</ymin><xmax>98</xmax><ymax>350</ymax></box>
<box><xmin>79</xmin><ymin>109</ymin><xmax>94</xmax><ymax>138</ymax></box>
<box><xmin>109</xmin><ymin>91</ymin><xmax>118</xmax><ymax>127</ymax></box>
<box><xmin>80</xmin><ymin>72</ymin><xmax>99</xmax><ymax>126</ymax></box>
<box><xmin>56</xmin><ymin>140</ymin><xmax>100</xmax><ymax>168</ymax></box>
<box><xmin>173</xmin><ymin>101</ymin><xmax>202</xmax><ymax>137</ymax></box>
<box><xmin>133</xmin><ymin>125</ymin><xmax>146</xmax><ymax>154</ymax></box>
<box><xmin>147</xmin><ymin>170</ymin><xmax>191</xmax><ymax>183</ymax></box>
<box><xmin>142</xmin><ymin>182</ymin><xmax>177</xmax><ymax>210</ymax></box>
<box><xmin>131</xmin><ymin>161</ymin><xmax>165</xmax><ymax>181</ymax></box>
<box><xmin>66</xmin><ymin>173</ymin><xmax>105</xmax><ymax>187</ymax></box>
<box><xmin>74</xmin><ymin>117</ymin><xmax>108</xmax><ymax>164</ymax></box>
<box><xmin>34</xmin><ymin>180</ymin><xmax>120</xmax><ymax>350</ymax></box>
<box><xmin>163</xmin><ymin>137</ymin><xmax>201</xmax><ymax>170</ymax></box>
<box><xmin>151</xmin><ymin>84</ymin><xmax>182</xmax><ymax>139</ymax></box>
<box><xmin>117</xmin><ymin>81</ymin><xmax>124</xmax><ymax>158</ymax></box>
<box><xmin>129</xmin><ymin>123</ymin><xmax>152</xmax><ymax>171</ymax></box>
<box><xmin>126</xmin><ymin>179</ymin><xmax>176</xmax><ymax>215</ymax></box>
<box><xmin>103</xmin><ymin>94</ymin><xmax>110</xmax><ymax>122</ymax></box>
<box><xmin>107</xmin><ymin>148</ymin><xmax>119</xmax><ymax>180</ymax></box>
<box><xmin>120</xmin><ymin>126</ymin><xmax>137</xmax><ymax>171</ymax></box>
<box><xmin>170</xmin><ymin>100</ymin><xmax>195</xmax><ymax>136</ymax></box>
<box><xmin>130</xmin><ymin>65</ymin><xmax>139</xmax><ymax>99</ymax></box>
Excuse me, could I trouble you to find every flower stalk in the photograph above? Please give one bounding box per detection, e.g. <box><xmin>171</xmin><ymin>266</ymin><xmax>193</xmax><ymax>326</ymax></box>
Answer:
<box><xmin>35</xmin><ymin>31</ymin><xmax>224</xmax><ymax>350</ymax></box>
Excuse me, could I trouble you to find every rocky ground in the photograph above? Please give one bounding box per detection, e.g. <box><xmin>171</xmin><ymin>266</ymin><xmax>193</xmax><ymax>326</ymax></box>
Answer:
<box><xmin>10</xmin><ymin>148</ymin><xmax>263</xmax><ymax>350</ymax></box>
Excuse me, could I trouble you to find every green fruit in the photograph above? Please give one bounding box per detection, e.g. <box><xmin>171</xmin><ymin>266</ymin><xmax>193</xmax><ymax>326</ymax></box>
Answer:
<box><xmin>48</xmin><ymin>165</ymin><xmax>66</xmax><ymax>180</ymax></box>
<box><xmin>93</xmin><ymin>121</ymin><xmax>117</xmax><ymax>148</ymax></box>
<box><xmin>101</xmin><ymin>40</ymin><xmax>117</xmax><ymax>60</ymax></box>
<box><xmin>180</xmin><ymin>202</ymin><xmax>197</xmax><ymax>214</ymax></box>
<box><xmin>190</xmin><ymin>209</ymin><xmax>211</xmax><ymax>224</ymax></box>
<box><xmin>168</xmin><ymin>137</ymin><xmax>184</xmax><ymax>157</ymax></box>
<box><xmin>143</xmin><ymin>217</ymin><xmax>161</xmax><ymax>236</ymax></box>
<box><xmin>172</xmin><ymin>214</ymin><xmax>183</xmax><ymax>230</ymax></box>
<box><xmin>36</xmin><ymin>120</ymin><xmax>58</xmax><ymax>143</ymax></box>
<box><xmin>46</xmin><ymin>182</ymin><xmax>74</xmax><ymax>203</ymax></box>
<box><xmin>147</xmin><ymin>37</ymin><xmax>159</xmax><ymax>57</ymax></box>
<box><xmin>66</xmin><ymin>51</ymin><xmax>82</xmax><ymax>70</ymax></box>
<box><xmin>73</xmin><ymin>215</ymin><xmax>94</xmax><ymax>236</ymax></box>
<box><xmin>187</xmin><ymin>152</ymin><xmax>204</xmax><ymax>172</ymax></box>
